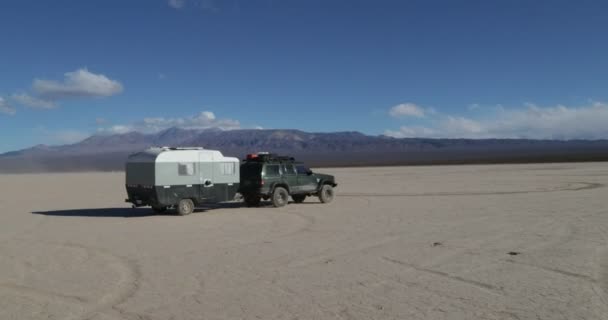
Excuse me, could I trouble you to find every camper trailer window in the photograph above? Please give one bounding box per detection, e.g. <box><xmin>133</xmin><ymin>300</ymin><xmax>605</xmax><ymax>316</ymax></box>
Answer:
<box><xmin>220</xmin><ymin>162</ymin><xmax>236</xmax><ymax>175</ymax></box>
<box><xmin>178</xmin><ymin>162</ymin><xmax>195</xmax><ymax>176</ymax></box>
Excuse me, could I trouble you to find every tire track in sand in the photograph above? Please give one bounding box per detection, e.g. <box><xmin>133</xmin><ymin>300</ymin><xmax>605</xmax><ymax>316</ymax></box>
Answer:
<box><xmin>0</xmin><ymin>240</ymin><xmax>142</xmax><ymax>320</ymax></box>
<box><xmin>381</xmin><ymin>256</ymin><xmax>504</xmax><ymax>296</ymax></box>
<box><xmin>340</xmin><ymin>182</ymin><xmax>603</xmax><ymax>198</ymax></box>
<box><xmin>0</xmin><ymin>282</ymin><xmax>88</xmax><ymax>304</ymax></box>
<box><xmin>58</xmin><ymin>242</ymin><xmax>141</xmax><ymax>320</ymax></box>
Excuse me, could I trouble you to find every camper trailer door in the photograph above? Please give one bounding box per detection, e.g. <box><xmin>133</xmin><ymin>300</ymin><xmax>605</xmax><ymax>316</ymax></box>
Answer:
<box><xmin>199</xmin><ymin>153</ymin><xmax>215</xmax><ymax>201</ymax></box>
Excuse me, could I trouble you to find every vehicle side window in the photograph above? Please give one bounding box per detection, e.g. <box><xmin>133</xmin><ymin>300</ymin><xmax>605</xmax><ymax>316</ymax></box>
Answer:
<box><xmin>296</xmin><ymin>165</ymin><xmax>310</xmax><ymax>175</ymax></box>
<box><xmin>178</xmin><ymin>162</ymin><xmax>195</xmax><ymax>176</ymax></box>
<box><xmin>284</xmin><ymin>164</ymin><xmax>296</xmax><ymax>175</ymax></box>
<box><xmin>265</xmin><ymin>165</ymin><xmax>281</xmax><ymax>177</ymax></box>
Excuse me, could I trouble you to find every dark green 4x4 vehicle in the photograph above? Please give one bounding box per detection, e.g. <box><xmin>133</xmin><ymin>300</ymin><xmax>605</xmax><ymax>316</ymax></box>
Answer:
<box><xmin>239</xmin><ymin>153</ymin><xmax>337</xmax><ymax>207</ymax></box>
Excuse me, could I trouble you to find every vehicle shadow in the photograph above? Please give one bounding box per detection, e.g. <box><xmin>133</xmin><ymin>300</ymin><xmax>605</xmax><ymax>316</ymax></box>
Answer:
<box><xmin>203</xmin><ymin>202</ymin><xmax>245</xmax><ymax>209</ymax></box>
<box><xmin>32</xmin><ymin>202</ymin><xmax>247</xmax><ymax>218</ymax></box>
<box><xmin>243</xmin><ymin>201</ymin><xmax>323</xmax><ymax>208</ymax></box>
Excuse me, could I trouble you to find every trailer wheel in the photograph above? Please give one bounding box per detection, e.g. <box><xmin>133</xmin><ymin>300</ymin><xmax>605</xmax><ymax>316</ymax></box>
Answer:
<box><xmin>318</xmin><ymin>185</ymin><xmax>334</xmax><ymax>204</ymax></box>
<box><xmin>244</xmin><ymin>195</ymin><xmax>261</xmax><ymax>207</ymax></box>
<box><xmin>272</xmin><ymin>187</ymin><xmax>289</xmax><ymax>207</ymax></box>
<box><xmin>292</xmin><ymin>194</ymin><xmax>306</xmax><ymax>203</ymax></box>
<box><xmin>177</xmin><ymin>199</ymin><xmax>194</xmax><ymax>216</ymax></box>
<box><xmin>152</xmin><ymin>206</ymin><xmax>167</xmax><ymax>213</ymax></box>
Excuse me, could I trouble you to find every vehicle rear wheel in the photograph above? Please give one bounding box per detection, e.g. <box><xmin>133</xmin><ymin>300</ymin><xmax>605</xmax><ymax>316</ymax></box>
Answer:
<box><xmin>272</xmin><ymin>187</ymin><xmax>289</xmax><ymax>207</ymax></box>
<box><xmin>152</xmin><ymin>205</ymin><xmax>167</xmax><ymax>213</ymax></box>
<box><xmin>244</xmin><ymin>195</ymin><xmax>261</xmax><ymax>207</ymax></box>
<box><xmin>292</xmin><ymin>194</ymin><xmax>306</xmax><ymax>203</ymax></box>
<box><xmin>318</xmin><ymin>185</ymin><xmax>334</xmax><ymax>204</ymax></box>
<box><xmin>177</xmin><ymin>199</ymin><xmax>194</xmax><ymax>216</ymax></box>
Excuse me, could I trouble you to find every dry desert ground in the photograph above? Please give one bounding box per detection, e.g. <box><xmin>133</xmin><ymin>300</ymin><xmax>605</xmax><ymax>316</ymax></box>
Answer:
<box><xmin>1</xmin><ymin>163</ymin><xmax>608</xmax><ymax>320</ymax></box>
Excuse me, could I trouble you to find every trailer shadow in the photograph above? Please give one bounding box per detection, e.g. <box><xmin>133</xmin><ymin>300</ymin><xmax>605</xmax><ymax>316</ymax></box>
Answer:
<box><xmin>32</xmin><ymin>208</ymin><xmax>166</xmax><ymax>218</ymax></box>
<box><xmin>32</xmin><ymin>202</ymin><xmax>247</xmax><ymax>218</ymax></box>
<box><xmin>30</xmin><ymin>200</ymin><xmax>327</xmax><ymax>217</ymax></box>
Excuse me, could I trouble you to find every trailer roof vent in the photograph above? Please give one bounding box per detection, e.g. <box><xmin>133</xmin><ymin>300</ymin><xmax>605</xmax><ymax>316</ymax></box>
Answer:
<box><xmin>158</xmin><ymin>146</ymin><xmax>204</xmax><ymax>151</ymax></box>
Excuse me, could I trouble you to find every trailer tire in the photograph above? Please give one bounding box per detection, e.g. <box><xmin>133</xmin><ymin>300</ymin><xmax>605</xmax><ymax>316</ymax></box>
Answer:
<box><xmin>177</xmin><ymin>199</ymin><xmax>194</xmax><ymax>216</ymax></box>
<box><xmin>318</xmin><ymin>185</ymin><xmax>334</xmax><ymax>204</ymax></box>
<box><xmin>292</xmin><ymin>194</ymin><xmax>306</xmax><ymax>203</ymax></box>
<box><xmin>152</xmin><ymin>206</ymin><xmax>167</xmax><ymax>213</ymax></box>
<box><xmin>272</xmin><ymin>187</ymin><xmax>289</xmax><ymax>207</ymax></box>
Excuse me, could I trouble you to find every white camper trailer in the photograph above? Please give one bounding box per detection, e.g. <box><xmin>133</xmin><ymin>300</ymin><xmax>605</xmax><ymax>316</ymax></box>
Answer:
<box><xmin>125</xmin><ymin>147</ymin><xmax>240</xmax><ymax>215</ymax></box>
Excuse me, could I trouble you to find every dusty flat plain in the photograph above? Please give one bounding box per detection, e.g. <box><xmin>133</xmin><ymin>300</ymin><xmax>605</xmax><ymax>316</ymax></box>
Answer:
<box><xmin>1</xmin><ymin>163</ymin><xmax>608</xmax><ymax>320</ymax></box>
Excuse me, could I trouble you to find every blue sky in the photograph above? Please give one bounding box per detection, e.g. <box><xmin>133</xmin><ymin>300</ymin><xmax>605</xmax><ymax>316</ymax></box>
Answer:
<box><xmin>1</xmin><ymin>0</ymin><xmax>608</xmax><ymax>152</ymax></box>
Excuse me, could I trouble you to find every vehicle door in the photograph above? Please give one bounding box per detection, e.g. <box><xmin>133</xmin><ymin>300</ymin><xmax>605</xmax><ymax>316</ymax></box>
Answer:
<box><xmin>282</xmin><ymin>163</ymin><xmax>298</xmax><ymax>193</ymax></box>
<box><xmin>199</xmin><ymin>152</ymin><xmax>215</xmax><ymax>201</ymax></box>
<box><xmin>296</xmin><ymin>165</ymin><xmax>318</xmax><ymax>192</ymax></box>
<box><xmin>263</xmin><ymin>164</ymin><xmax>283</xmax><ymax>191</ymax></box>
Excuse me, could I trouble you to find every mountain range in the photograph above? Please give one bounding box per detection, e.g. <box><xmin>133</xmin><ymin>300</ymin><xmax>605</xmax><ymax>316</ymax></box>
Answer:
<box><xmin>2</xmin><ymin>128</ymin><xmax>608</xmax><ymax>173</ymax></box>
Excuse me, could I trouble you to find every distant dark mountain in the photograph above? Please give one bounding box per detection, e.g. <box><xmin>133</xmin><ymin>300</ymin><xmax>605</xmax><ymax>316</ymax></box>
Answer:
<box><xmin>2</xmin><ymin>127</ymin><xmax>608</xmax><ymax>173</ymax></box>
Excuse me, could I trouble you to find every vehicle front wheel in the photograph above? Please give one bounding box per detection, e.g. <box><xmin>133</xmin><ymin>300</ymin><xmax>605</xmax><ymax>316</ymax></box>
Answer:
<box><xmin>177</xmin><ymin>199</ymin><xmax>194</xmax><ymax>216</ymax></box>
<box><xmin>244</xmin><ymin>195</ymin><xmax>261</xmax><ymax>207</ymax></box>
<box><xmin>318</xmin><ymin>185</ymin><xmax>334</xmax><ymax>204</ymax></box>
<box><xmin>272</xmin><ymin>187</ymin><xmax>289</xmax><ymax>207</ymax></box>
<box><xmin>292</xmin><ymin>194</ymin><xmax>306</xmax><ymax>203</ymax></box>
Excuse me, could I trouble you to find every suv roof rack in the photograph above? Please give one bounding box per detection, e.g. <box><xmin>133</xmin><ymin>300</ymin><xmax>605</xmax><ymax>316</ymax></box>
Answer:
<box><xmin>245</xmin><ymin>153</ymin><xmax>295</xmax><ymax>162</ymax></box>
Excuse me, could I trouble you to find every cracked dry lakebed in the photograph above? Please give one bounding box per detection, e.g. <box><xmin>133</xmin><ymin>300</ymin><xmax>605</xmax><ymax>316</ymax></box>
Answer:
<box><xmin>1</xmin><ymin>162</ymin><xmax>608</xmax><ymax>320</ymax></box>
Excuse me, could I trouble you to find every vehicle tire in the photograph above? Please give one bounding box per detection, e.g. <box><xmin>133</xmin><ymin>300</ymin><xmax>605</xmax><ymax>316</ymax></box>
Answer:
<box><xmin>177</xmin><ymin>199</ymin><xmax>194</xmax><ymax>216</ymax></box>
<box><xmin>292</xmin><ymin>194</ymin><xmax>306</xmax><ymax>203</ymax></box>
<box><xmin>318</xmin><ymin>184</ymin><xmax>334</xmax><ymax>204</ymax></box>
<box><xmin>152</xmin><ymin>206</ymin><xmax>167</xmax><ymax>213</ymax></box>
<box><xmin>272</xmin><ymin>187</ymin><xmax>289</xmax><ymax>207</ymax></box>
<box><xmin>244</xmin><ymin>195</ymin><xmax>261</xmax><ymax>207</ymax></box>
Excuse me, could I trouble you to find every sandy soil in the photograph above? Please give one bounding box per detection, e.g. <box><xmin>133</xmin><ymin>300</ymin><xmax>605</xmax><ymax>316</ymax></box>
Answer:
<box><xmin>1</xmin><ymin>162</ymin><xmax>608</xmax><ymax>320</ymax></box>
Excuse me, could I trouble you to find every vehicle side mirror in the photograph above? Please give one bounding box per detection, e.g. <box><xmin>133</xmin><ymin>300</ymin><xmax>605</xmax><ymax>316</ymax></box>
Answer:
<box><xmin>204</xmin><ymin>180</ymin><xmax>213</xmax><ymax>186</ymax></box>
<box><xmin>307</xmin><ymin>170</ymin><xmax>313</xmax><ymax>175</ymax></box>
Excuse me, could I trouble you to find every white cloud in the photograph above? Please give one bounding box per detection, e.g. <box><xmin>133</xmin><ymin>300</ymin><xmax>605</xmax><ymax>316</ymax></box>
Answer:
<box><xmin>389</xmin><ymin>103</ymin><xmax>426</xmax><ymax>118</ymax></box>
<box><xmin>98</xmin><ymin>110</ymin><xmax>241</xmax><ymax>134</ymax></box>
<box><xmin>467</xmin><ymin>103</ymin><xmax>505</xmax><ymax>112</ymax></box>
<box><xmin>199</xmin><ymin>0</ymin><xmax>219</xmax><ymax>12</ymax></box>
<box><xmin>52</xmin><ymin>130</ymin><xmax>90</xmax><ymax>144</ymax></box>
<box><xmin>442</xmin><ymin>116</ymin><xmax>484</xmax><ymax>135</ymax></box>
<box><xmin>9</xmin><ymin>68</ymin><xmax>123</xmax><ymax>111</ymax></box>
<box><xmin>169</xmin><ymin>0</ymin><xmax>219</xmax><ymax>12</ymax></box>
<box><xmin>385</xmin><ymin>102</ymin><xmax>608</xmax><ymax>140</ymax></box>
<box><xmin>0</xmin><ymin>97</ymin><xmax>16</xmax><ymax>115</ymax></box>
<box><xmin>168</xmin><ymin>0</ymin><xmax>185</xmax><ymax>9</ymax></box>
<box><xmin>11</xmin><ymin>93</ymin><xmax>56</xmax><ymax>109</ymax></box>
<box><xmin>100</xmin><ymin>125</ymin><xmax>134</xmax><ymax>135</ymax></box>
<box><xmin>384</xmin><ymin>126</ymin><xmax>438</xmax><ymax>138</ymax></box>
<box><xmin>33</xmin><ymin>68</ymin><xmax>123</xmax><ymax>100</ymax></box>
<box><xmin>467</xmin><ymin>103</ymin><xmax>481</xmax><ymax>111</ymax></box>
<box><xmin>200</xmin><ymin>111</ymin><xmax>215</xmax><ymax>120</ymax></box>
